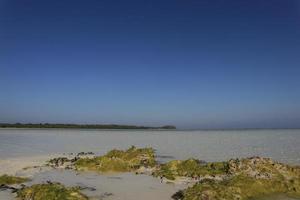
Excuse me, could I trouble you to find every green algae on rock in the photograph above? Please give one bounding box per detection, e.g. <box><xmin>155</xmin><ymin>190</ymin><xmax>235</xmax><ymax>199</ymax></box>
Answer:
<box><xmin>153</xmin><ymin>158</ymin><xmax>229</xmax><ymax>180</ymax></box>
<box><xmin>17</xmin><ymin>183</ymin><xmax>88</xmax><ymax>200</ymax></box>
<box><xmin>180</xmin><ymin>175</ymin><xmax>300</xmax><ymax>200</ymax></box>
<box><xmin>74</xmin><ymin>146</ymin><xmax>156</xmax><ymax>173</ymax></box>
<box><xmin>172</xmin><ymin>157</ymin><xmax>300</xmax><ymax>200</ymax></box>
<box><xmin>0</xmin><ymin>175</ymin><xmax>29</xmax><ymax>185</ymax></box>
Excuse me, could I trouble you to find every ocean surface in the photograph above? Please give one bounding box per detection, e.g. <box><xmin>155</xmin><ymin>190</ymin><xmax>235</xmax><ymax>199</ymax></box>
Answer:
<box><xmin>0</xmin><ymin>128</ymin><xmax>300</xmax><ymax>164</ymax></box>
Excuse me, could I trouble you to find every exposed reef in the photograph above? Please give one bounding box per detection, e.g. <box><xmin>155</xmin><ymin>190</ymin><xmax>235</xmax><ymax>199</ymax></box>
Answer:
<box><xmin>47</xmin><ymin>152</ymin><xmax>96</xmax><ymax>169</ymax></box>
<box><xmin>0</xmin><ymin>175</ymin><xmax>89</xmax><ymax>200</ymax></box>
<box><xmin>17</xmin><ymin>147</ymin><xmax>300</xmax><ymax>200</ymax></box>
<box><xmin>0</xmin><ymin>175</ymin><xmax>29</xmax><ymax>194</ymax></box>
<box><xmin>0</xmin><ymin>175</ymin><xmax>29</xmax><ymax>185</ymax></box>
<box><xmin>47</xmin><ymin>146</ymin><xmax>156</xmax><ymax>173</ymax></box>
<box><xmin>171</xmin><ymin>157</ymin><xmax>300</xmax><ymax>200</ymax></box>
<box><xmin>153</xmin><ymin>158</ymin><xmax>229</xmax><ymax>181</ymax></box>
<box><xmin>16</xmin><ymin>182</ymin><xmax>88</xmax><ymax>200</ymax></box>
<box><xmin>74</xmin><ymin>146</ymin><xmax>156</xmax><ymax>173</ymax></box>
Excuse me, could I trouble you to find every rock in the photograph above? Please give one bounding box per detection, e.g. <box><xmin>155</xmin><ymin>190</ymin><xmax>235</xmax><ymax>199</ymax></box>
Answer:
<box><xmin>74</xmin><ymin>146</ymin><xmax>156</xmax><ymax>173</ymax></box>
<box><xmin>17</xmin><ymin>182</ymin><xmax>88</xmax><ymax>200</ymax></box>
<box><xmin>77</xmin><ymin>152</ymin><xmax>94</xmax><ymax>156</ymax></box>
<box><xmin>0</xmin><ymin>184</ymin><xmax>19</xmax><ymax>193</ymax></box>
<box><xmin>0</xmin><ymin>175</ymin><xmax>29</xmax><ymax>185</ymax></box>
<box><xmin>172</xmin><ymin>190</ymin><xmax>184</xmax><ymax>200</ymax></box>
<box><xmin>172</xmin><ymin>157</ymin><xmax>300</xmax><ymax>200</ymax></box>
<box><xmin>48</xmin><ymin>157</ymin><xmax>71</xmax><ymax>168</ymax></box>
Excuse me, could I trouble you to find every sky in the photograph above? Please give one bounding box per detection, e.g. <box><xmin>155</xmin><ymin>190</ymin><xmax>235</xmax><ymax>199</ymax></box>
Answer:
<box><xmin>0</xmin><ymin>0</ymin><xmax>300</xmax><ymax>129</ymax></box>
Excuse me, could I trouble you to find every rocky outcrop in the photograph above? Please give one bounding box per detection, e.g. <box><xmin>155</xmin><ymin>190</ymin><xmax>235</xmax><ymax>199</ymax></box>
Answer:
<box><xmin>153</xmin><ymin>158</ymin><xmax>229</xmax><ymax>181</ymax></box>
<box><xmin>47</xmin><ymin>146</ymin><xmax>156</xmax><ymax>173</ymax></box>
<box><xmin>16</xmin><ymin>182</ymin><xmax>88</xmax><ymax>200</ymax></box>
<box><xmin>47</xmin><ymin>152</ymin><xmax>96</xmax><ymax>169</ymax></box>
<box><xmin>0</xmin><ymin>175</ymin><xmax>29</xmax><ymax>195</ymax></box>
<box><xmin>173</xmin><ymin>157</ymin><xmax>300</xmax><ymax>200</ymax></box>
<box><xmin>43</xmin><ymin>148</ymin><xmax>300</xmax><ymax>200</ymax></box>
<box><xmin>74</xmin><ymin>146</ymin><xmax>156</xmax><ymax>173</ymax></box>
<box><xmin>0</xmin><ymin>175</ymin><xmax>29</xmax><ymax>185</ymax></box>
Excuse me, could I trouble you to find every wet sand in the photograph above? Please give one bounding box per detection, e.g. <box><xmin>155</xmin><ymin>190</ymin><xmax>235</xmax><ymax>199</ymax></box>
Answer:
<box><xmin>0</xmin><ymin>155</ymin><xmax>50</xmax><ymax>176</ymax></box>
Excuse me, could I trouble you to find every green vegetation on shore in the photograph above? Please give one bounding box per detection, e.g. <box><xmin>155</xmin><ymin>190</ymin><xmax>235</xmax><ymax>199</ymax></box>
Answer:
<box><xmin>17</xmin><ymin>183</ymin><xmax>88</xmax><ymax>200</ymax></box>
<box><xmin>0</xmin><ymin>175</ymin><xmax>29</xmax><ymax>185</ymax></box>
<box><xmin>75</xmin><ymin>146</ymin><xmax>156</xmax><ymax>172</ymax></box>
<box><xmin>0</xmin><ymin>123</ymin><xmax>176</xmax><ymax>130</ymax></box>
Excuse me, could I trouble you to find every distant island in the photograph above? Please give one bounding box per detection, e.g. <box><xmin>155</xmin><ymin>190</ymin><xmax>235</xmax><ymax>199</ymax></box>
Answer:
<box><xmin>0</xmin><ymin>123</ymin><xmax>176</xmax><ymax>130</ymax></box>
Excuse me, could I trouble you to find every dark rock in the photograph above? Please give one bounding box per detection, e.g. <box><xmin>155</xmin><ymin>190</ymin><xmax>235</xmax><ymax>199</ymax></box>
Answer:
<box><xmin>77</xmin><ymin>152</ymin><xmax>94</xmax><ymax>156</ymax></box>
<box><xmin>171</xmin><ymin>190</ymin><xmax>184</xmax><ymax>200</ymax></box>
<box><xmin>0</xmin><ymin>184</ymin><xmax>19</xmax><ymax>193</ymax></box>
<box><xmin>48</xmin><ymin>157</ymin><xmax>71</xmax><ymax>167</ymax></box>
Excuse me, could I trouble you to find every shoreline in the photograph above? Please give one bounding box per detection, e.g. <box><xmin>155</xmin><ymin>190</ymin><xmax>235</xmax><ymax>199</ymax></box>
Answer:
<box><xmin>0</xmin><ymin>154</ymin><xmax>61</xmax><ymax>176</ymax></box>
<box><xmin>1</xmin><ymin>127</ymin><xmax>300</xmax><ymax>131</ymax></box>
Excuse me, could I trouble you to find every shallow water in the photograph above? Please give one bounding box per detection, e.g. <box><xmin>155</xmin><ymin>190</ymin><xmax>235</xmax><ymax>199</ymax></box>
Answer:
<box><xmin>1</xmin><ymin>128</ymin><xmax>300</xmax><ymax>200</ymax></box>
<box><xmin>30</xmin><ymin>170</ymin><xmax>183</xmax><ymax>200</ymax></box>
<box><xmin>0</xmin><ymin>128</ymin><xmax>300</xmax><ymax>164</ymax></box>
<box><xmin>0</xmin><ymin>170</ymin><xmax>183</xmax><ymax>200</ymax></box>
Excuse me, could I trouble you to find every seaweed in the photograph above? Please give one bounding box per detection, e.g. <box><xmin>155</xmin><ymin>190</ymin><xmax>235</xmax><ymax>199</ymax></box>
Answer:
<box><xmin>17</xmin><ymin>183</ymin><xmax>88</xmax><ymax>200</ymax></box>
<box><xmin>74</xmin><ymin>146</ymin><xmax>156</xmax><ymax>173</ymax></box>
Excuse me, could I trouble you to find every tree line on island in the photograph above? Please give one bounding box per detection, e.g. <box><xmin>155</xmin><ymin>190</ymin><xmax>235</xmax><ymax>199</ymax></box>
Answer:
<box><xmin>0</xmin><ymin>123</ymin><xmax>176</xmax><ymax>130</ymax></box>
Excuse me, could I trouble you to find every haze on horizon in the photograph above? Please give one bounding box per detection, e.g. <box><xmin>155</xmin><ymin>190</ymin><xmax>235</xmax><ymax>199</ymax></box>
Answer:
<box><xmin>1</xmin><ymin>0</ymin><xmax>300</xmax><ymax>129</ymax></box>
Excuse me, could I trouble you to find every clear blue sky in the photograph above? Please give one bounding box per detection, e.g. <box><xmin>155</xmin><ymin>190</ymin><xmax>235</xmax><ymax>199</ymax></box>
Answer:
<box><xmin>1</xmin><ymin>0</ymin><xmax>300</xmax><ymax>129</ymax></box>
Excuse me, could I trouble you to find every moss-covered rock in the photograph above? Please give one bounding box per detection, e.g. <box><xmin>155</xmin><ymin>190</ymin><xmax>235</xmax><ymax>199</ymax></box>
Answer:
<box><xmin>227</xmin><ymin>157</ymin><xmax>300</xmax><ymax>180</ymax></box>
<box><xmin>172</xmin><ymin>157</ymin><xmax>300</xmax><ymax>200</ymax></box>
<box><xmin>0</xmin><ymin>175</ymin><xmax>29</xmax><ymax>185</ymax></box>
<box><xmin>17</xmin><ymin>183</ymin><xmax>88</xmax><ymax>200</ymax></box>
<box><xmin>153</xmin><ymin>158</ymin><xmax>229</xmax><ymax>180</ymax></box>
<box><xmin>74</xmin><ymin>146</ymin><xmax>156</xmax><ymax>173</ymax></box>
<box><xmin>181</xmin><ymin>175</ymin><xmax>300</xmax><ymax>200</ymax></box>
